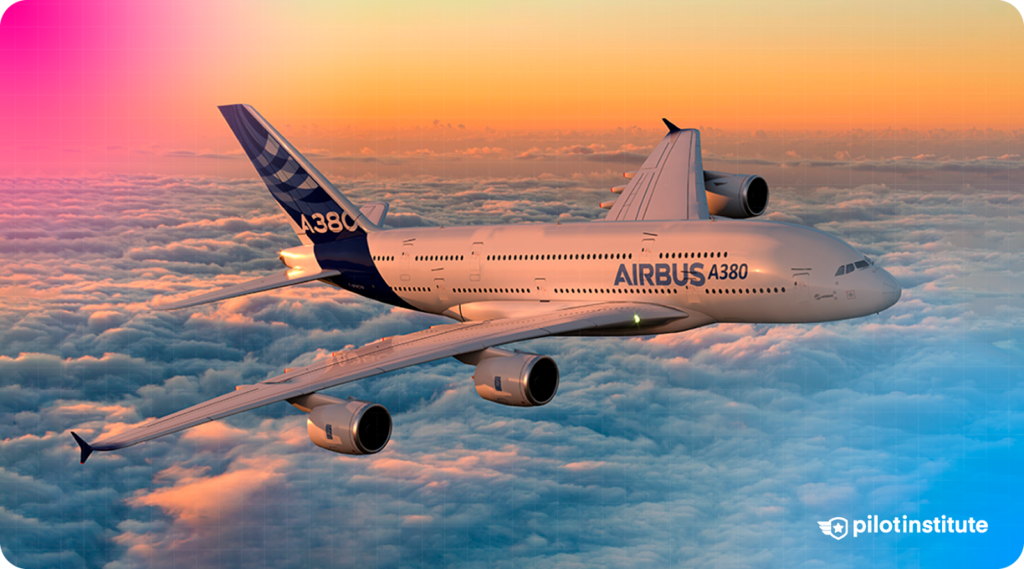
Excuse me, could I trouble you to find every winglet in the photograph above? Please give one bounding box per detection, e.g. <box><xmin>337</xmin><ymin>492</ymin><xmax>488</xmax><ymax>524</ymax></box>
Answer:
<box><xmin>662</xmin><ymin>118</ymin><xmax>681</xmax><ymax>133</ymax></box>
<box><xmin>71</xmin><ymin>431</ymin><xmax>93</xmax><ymax>464</ymax></box>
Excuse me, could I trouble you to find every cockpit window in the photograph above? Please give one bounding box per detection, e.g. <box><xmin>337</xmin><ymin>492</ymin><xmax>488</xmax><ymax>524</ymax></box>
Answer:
<box><xmin>837</xmin><ymin>259</ymin><xmax>874</xmax><ymax>276</ymax></box>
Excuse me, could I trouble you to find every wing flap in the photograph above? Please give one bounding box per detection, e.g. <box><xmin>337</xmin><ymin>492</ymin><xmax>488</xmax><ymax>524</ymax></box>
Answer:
<box><xmin>153</xmin><ymin>269</ymin><xmax>340</xmax><ymax>311</ymax></box>
<box><xmin>77</xmin><ymin>303</ymin><xmax>687</xmax><ymax>459</ymax></box>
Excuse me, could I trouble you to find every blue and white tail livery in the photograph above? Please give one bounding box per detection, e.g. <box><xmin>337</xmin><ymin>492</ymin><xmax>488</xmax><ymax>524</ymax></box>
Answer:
<box><xmin>219</xmin><ymin>104</ymin><xmax>378</xmax><ymax>245</ymax></box>
<box><xmin>73</xmin><ymin>105</ymin><xmax>901</xmax><ymax>465</ymax></box>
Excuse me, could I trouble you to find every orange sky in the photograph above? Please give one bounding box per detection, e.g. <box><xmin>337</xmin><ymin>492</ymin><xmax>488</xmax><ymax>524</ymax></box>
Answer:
<box><xmin>0</xmin><ymin>0</ymin><xmax>1022</xmax><ymax>176</ymax></box>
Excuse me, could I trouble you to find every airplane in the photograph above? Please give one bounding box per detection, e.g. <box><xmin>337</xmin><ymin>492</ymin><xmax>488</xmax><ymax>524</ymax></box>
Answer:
<box><xmin>70</xmin><ymin>105</ymin><xmax>902</xmax><ymax>464</ymax></box>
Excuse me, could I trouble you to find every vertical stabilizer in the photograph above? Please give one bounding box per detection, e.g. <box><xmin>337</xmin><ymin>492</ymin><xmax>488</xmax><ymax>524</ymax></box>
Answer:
<box><xmin>219</xmin><ymin>104</ymin><xmax>379</xmax><ymax>244</ymax></box>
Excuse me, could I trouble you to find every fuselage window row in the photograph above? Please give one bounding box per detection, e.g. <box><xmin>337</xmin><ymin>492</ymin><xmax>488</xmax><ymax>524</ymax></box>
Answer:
<box><xmin>659</xmin><ymin>252</ymin><xmax>727</xmax><ymax>259</ymax></box>
<box><xmin>706</xmin><ymin>287</ymin><xmax>786</xmax><ymax>294</ymax></box>
<box><xmin>450</xmin><ymin>288</ymin><xmax>529</xmax><ymax>294</ymax></box>
<box><xmin>554</xmin><ymin>288</ymin><xmax>679</xmax><ymax>295</ymax></box>
<box><xmin>484</xmin><ymin>253</ymin><xmax>634</xmax><ymax>261</ymax></box>
<box><xmin>398</xmin><ymin>252</ymin><xmax>734</xmax><ymax>262</ymax></box>
<box><xmin>414</xmin><ymin>255</ymin><xmax>465</xmax><ymax>261</ymax></box>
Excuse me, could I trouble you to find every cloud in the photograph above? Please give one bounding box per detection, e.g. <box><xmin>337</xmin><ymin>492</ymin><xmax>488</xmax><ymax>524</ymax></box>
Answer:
<box><xmin>0</xmin><ymin>171</ymin><xmax>1022</xmax><ymax>568</ymax></box>
<box><xmin>513</xmin><ymin>143</ymin><xmax>650</xmax><ymax>164</ymax></box>
<box><xmin>129</xmin><ymin>456</ymin><xmax>289</xmax><ymax>524</ymax></box>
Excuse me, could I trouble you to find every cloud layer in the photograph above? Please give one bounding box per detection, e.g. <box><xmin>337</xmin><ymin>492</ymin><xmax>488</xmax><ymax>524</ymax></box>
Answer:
<box><xmin>0</xmin><ymin>168</ymin><xmax>1021</xmax><ymax>569</ymax></box>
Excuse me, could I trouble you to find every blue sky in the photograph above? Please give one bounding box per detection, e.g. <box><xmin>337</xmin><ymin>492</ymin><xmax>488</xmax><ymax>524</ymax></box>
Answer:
<box><xmin>1</xmin><ymin>156</ymin><xmax>1022</xmax><ymax>568</ymax></box>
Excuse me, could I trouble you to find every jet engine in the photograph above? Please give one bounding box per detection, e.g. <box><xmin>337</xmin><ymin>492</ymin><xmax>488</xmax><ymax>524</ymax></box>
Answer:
<box><xmin>473</xmin><ymin>352</ymin><xmax>559</xmax><ymax>407</ymax></box>
<box><xmin>703</xmin><ymin>171</ymin><xmax>769</xmax><ymax>218</ymax></box>
<box><xmin>305</xmin><ymin>398</ymin><xmax>392</xmax><ymax>455</ymax></box>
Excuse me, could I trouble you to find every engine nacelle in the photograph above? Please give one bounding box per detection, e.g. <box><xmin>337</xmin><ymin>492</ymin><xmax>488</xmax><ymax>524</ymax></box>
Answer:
<box><xmin>703</xmin><ymin>171</ymin><xmax>769</xmax><ymax>218</ymax></box>
<box><xmin>306</xmin><ymin>399</ymin><xmax>392</xmax><ymax>455</ymax></box>
<box><xmin>473</xmin><ymin>353</ymin><xmax>559</xmax><ymax>407</ymax></box>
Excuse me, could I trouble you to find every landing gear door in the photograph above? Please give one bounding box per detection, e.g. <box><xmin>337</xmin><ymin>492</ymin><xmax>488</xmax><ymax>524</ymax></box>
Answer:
<box><xmin>470</xmin><ymin>242</ymin><xmax>484</xmax><ymax>281</ymax></box>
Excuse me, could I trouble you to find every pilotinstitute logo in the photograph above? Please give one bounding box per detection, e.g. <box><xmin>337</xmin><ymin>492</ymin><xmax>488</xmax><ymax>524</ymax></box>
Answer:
<box><xmin>818</xmin><ymin>517</ymin><xmax>849</xmax><ymax>540</ymax></box>
<box><xmin>818</xmin><ymin>515</ymin><xmax>989</xmax><ymax>540</ymax></box>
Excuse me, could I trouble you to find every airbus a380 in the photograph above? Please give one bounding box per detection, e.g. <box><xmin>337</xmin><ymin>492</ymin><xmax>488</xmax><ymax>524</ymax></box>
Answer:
<box><xmin>71</xmin><ymin>105</ymin><xmax>901</xmax><ymax>463</ymax></box>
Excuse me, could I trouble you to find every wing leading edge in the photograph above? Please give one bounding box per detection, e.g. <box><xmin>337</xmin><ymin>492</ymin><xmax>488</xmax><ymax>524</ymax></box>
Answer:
<box><xmin>73</xmin><ymin>302</ymin><xmax>687</xmax><ymax>463</ymax></box>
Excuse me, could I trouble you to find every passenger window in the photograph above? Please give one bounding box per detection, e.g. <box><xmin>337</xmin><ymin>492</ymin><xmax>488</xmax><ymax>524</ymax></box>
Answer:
<box><xmin>835</xmin><ymin>266</ymin><xmax>845</xmax><ymax>276</ymax></box>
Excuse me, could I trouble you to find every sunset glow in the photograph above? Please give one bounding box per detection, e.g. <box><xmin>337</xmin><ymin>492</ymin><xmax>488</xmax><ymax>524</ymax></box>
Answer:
<box><xmin>1</xmin><ymin>0</ymin><xmax>1023</xmax><ymax>177</ymax></box>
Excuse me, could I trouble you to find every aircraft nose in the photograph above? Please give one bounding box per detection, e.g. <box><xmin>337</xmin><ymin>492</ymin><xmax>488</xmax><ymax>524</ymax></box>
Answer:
<box><xmin>879</xmin><ymin>269</ymin><xmax>901</xmax><ymax>309</ymax></box>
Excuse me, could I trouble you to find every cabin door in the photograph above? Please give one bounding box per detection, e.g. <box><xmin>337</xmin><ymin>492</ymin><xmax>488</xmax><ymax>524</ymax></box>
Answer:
<box><xmin>535</xmin><ymin>278</ymin><xmax>549</xmax><ymax>301</ymax></box>
<box><xmin>434</xmin><ymin>278</ymin><xmax>449</xmax><ymax>304</ymax></box>
<box><xmin>792</xmin><ymin>272</ymin><xmax>811</xmax><ymax>302</ymax></box>
<box><xmin>400</xmin><ymin>242</ymin><xmax>414</xmax><ymax>281</ymax></box>
<box><xmin>640</xmin><ymin>238</ymin><xmax>656</xmax><ymax>260</ymax></box>
<box><xmin>470</xmin><ymin>242</ymin><xmax>484</xmax><ymax>281</ymax></box>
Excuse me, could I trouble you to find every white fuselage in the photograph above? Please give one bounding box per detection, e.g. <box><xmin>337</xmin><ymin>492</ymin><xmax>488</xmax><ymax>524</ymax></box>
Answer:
<box><xmin>354</xmin><ymin>218</ymin><xmax>900</xmax><ymax>334</ymax></box>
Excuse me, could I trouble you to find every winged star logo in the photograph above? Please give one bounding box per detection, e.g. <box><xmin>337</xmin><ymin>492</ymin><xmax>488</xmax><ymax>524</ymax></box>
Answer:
<box><xmin>818</xmin><ymin>517</ymin><xmax>848</xmax><ymax>540</ymax></box>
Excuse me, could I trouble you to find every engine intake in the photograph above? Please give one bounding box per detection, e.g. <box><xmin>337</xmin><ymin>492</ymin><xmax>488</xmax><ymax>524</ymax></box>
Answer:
<box><xmin>703</xmin><ymin>171</ymin><xmax>769</xmax><ymax>218</ymax></box>
<box><xmin>306</xmin><ymin>399</ymin><xmax>392</xmax><ymax>455</ymax></box>
<box><xmin>473</xmin><ymin>352</ymin><xmax>559</xmax><ymax>407</ymax></box>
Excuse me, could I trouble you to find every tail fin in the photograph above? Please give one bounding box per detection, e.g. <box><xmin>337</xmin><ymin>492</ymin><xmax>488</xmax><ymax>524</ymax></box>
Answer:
<box><xmin>219</xmin><ymin>104</ymin><xmax>378</xmax><ymax>244</ymax></box>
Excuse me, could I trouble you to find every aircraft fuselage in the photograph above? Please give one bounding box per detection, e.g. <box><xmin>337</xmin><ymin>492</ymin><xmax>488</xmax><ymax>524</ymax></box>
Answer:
<box><xmin>293</xmin><ymin>218</ymin><xmax>901</xmax><ymax>335</ymax></box>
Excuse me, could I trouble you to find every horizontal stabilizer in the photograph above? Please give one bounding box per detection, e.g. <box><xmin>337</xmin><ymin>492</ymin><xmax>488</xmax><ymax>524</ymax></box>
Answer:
<box><xmin>153</xmin><ymin>269</ymin><xmax>340</xmax><ymax>311</ymax></box>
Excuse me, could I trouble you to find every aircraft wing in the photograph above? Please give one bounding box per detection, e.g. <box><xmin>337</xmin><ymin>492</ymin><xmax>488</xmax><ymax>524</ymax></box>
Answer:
<box><xmin>603</xmin><ymin>120</ymin><xmax>710</xmax><ymax>222</ymax></box>
<box><xmin>73</xmin><ymin>302</ymin><xmax>687</xmax><ymax>463</ymax></box>
<box><xmin>152</xmin><ymin>269</ymin><xmax>341</xmax><ymax>311</ymax></box>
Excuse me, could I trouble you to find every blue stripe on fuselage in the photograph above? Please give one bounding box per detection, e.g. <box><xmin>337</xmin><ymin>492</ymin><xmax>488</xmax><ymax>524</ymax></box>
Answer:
<box><xmin>313</xmin><ymin>236</ymin><xmax>413</xmax><ymax>309</ymax></box>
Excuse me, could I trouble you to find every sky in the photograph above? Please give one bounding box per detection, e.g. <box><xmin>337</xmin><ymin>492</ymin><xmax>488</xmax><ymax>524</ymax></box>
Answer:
<box><xmin>1</xmin><ymin>1</ymin><xmax>1023</xmax><ymax>568</ymax></box>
